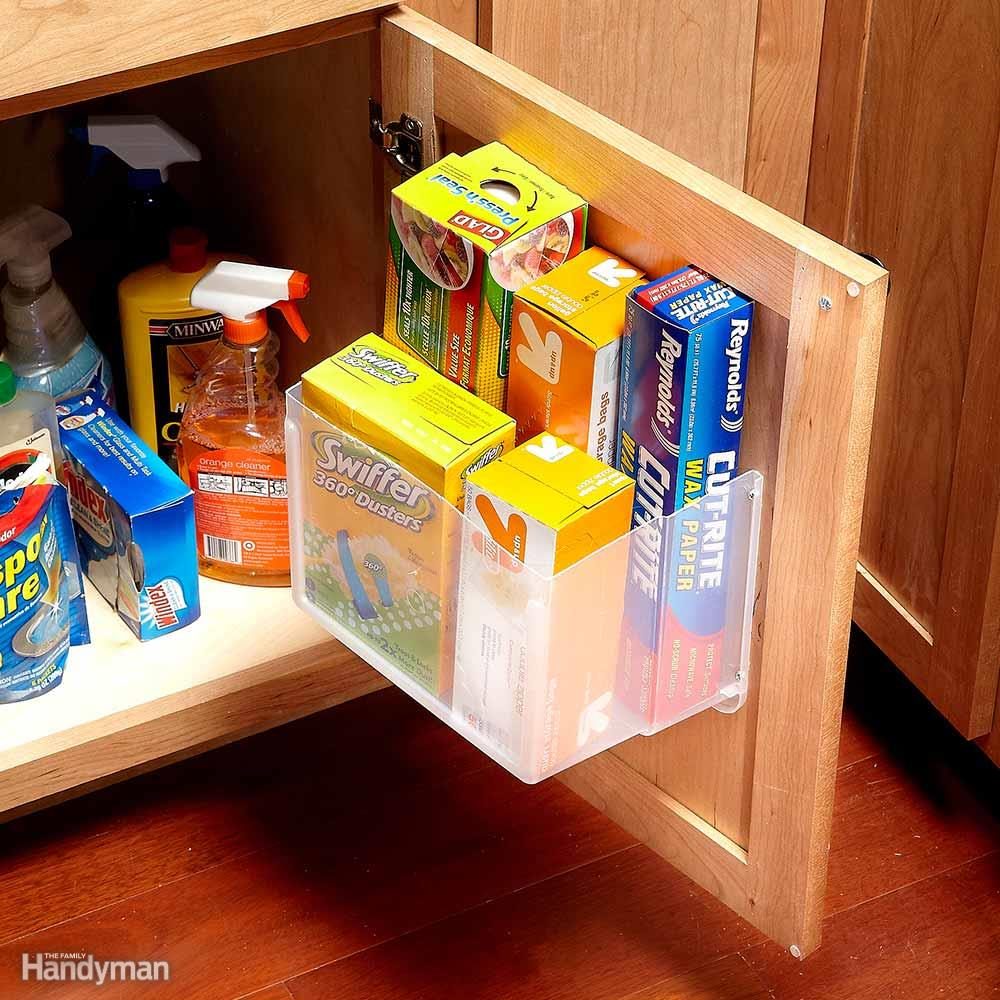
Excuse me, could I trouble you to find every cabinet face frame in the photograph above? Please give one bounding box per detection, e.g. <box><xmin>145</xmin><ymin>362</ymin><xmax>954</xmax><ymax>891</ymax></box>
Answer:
<box><xmin>380</xmin><ymin>8</ymin><xmax>887</xmax><ymax>956</ymax></box>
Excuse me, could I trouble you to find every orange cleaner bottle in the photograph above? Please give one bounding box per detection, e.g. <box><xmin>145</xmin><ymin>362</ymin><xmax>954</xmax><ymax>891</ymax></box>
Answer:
<box><xmin>176</xmin><ymin>261</ymin><xmax>310</xmax><ymax>586</ymax></box>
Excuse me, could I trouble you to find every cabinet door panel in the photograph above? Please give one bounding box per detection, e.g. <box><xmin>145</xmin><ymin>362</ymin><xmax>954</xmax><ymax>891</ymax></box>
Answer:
<box><xmin>382</xmin><ymin>8</ymin><xmax>887</xmax><ymax>956</ymax></box>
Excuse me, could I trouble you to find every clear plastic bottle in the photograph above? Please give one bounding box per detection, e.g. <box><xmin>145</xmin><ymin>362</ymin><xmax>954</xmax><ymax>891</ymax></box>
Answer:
<box><xmin>0</xmin><ymin>361</ymin><xmax>63</xmax><ymax>488</ymax></box>
<box><xmin>176</xmin><ymin>262</ymin><xmax>310</xmax><ymax>586</ymax></box>
<box><xmin>0</xmin><ymin>206</ymin><xmax>114</xmax><ymax>403</ymax></box>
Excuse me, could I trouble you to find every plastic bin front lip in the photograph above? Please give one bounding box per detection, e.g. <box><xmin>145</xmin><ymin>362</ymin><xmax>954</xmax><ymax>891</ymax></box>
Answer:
<box><xmin>285</xmin><ymin>383</ymin><xmax>763</xmax><ymax>784</ymax></box>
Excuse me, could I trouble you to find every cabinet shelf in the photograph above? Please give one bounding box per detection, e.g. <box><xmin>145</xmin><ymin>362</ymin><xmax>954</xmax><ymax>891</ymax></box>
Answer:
<box><xmin>0</xmin><ymin>576</ymin><xmax>387</xmax><ymax>819</ymax></box>
<box><xmin>286</xmin><ymin>385</ymin><xmax>763</xmax><ymax>783</ymax></box>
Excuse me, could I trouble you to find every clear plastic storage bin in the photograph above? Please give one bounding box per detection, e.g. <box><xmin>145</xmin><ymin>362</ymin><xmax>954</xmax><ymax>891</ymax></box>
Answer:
<box><xmin>286</xmin><ymin>385</ymin><xmax>763</xmax><ymax>783</ymax></box>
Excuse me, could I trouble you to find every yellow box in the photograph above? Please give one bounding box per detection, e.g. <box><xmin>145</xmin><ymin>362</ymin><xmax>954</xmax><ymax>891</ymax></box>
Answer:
<box><xmin>299</xmin><ymin>334</ymin><xmax>515</xmax><ymax>695</ymax></box>
<box><xmin>455</xmin><ymin>433</ymin><xmax>634</xmax><ymax>778</ymax></box>
<box><xmin>384</xmin><ymin>142</ymin><xmax>587</xmax><ymax>410</ymax></box>
<box><xmin>507</xmin><ymin>246</ymin><xmax>644</xmax><ymax>464</ymax></box>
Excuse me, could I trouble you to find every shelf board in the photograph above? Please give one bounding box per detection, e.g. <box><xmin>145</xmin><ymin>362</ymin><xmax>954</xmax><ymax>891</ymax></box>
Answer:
<box><xmin>0</xmin><ymin>3</ymin><xmax>390</xmax><ymax>122</ymax></box>
<box><xmin>0</xmin><ymin>578</ymin><xmax>387</xmax><ymax>821</ymax></box>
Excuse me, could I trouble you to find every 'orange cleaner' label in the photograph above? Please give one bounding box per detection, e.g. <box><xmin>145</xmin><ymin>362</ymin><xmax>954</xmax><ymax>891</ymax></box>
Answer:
<box><xmin>188</xmin><ymin>448</ymin><xmax>290</xmax><ymax>572</ymax></box>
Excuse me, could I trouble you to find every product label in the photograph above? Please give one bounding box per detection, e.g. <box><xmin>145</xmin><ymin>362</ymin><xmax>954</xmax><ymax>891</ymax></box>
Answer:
<box><xmin>0</xmin><ymin>482</ymin><xmax>87</xmax><ymax>701</ymax></box>
<box><xmin>0</xmin><ymin>430</ymin><xmax>59</xmax><ymax>489</ymax></box>
<box><xmin>617</xmin><ymin>269</ymin><xmax>754</xmax><ymax>725</ymax></box>
<box><xmin>149</xmin><ymin>314</ymin><xmax>224</xmax><ymax>459</ymax></box>
<box><xmin>142</xmin><ymin>577</ymin><xmax>189</xmax><ymax>631</ymax></box>
<box><xmin>189</xmin><ymin>448</ymin><xmax>289</xmax><ymax>573</ymax></box>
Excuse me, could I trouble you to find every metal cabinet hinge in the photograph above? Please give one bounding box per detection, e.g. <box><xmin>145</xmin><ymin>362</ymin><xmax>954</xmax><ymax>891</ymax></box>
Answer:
<box><xmin>369</xmin><ymin>99</ymin><xmax>423</xmax><ymax>178</ymax></box>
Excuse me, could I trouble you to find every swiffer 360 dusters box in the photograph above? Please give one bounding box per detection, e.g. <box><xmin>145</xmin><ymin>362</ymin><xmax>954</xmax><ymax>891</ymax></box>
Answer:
<box><xmin>300</xmin><ymin>334</ymin><xmax>515</xmax><ymax>695</ymax></box>
<box><xmin>384</xmin><ymin>142</ymin><xmax>587</xmax><ymax>409</ymax></box>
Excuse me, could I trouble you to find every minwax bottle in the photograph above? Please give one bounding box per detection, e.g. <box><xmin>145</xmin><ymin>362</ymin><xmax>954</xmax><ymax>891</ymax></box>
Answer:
<box><xmin>118</xmin><ymin>227</ymin><xmax>237</xmax><ymax>462</ymax></box>
<box><xmin>177</xmin><ymin>261</ymin><xmax>310</xmax><ymax>586</ymax></box>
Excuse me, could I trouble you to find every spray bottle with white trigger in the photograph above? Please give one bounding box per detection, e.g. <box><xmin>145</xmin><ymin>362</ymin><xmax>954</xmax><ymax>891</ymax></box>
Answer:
<box><xmin>0</xmin><ymin>205</ymin><xmax>114</xmax><ymax>402</ymax></box>
<box><xmin>73</xmin><ymin>115</ymin><xmax>201</xmax><ymax>270</ymax></box>
<box><xmin>177</xmin><ymin>262</ymin><xmax>310</xmax><ymax>587</ymax></box>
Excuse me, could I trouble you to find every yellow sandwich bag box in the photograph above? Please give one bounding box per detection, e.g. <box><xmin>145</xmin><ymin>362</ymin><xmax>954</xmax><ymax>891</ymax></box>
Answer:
<box><xmin>300</xmin><ymin>334</ymin><xmax>515</xmax><ymax>695</ymax></box>
<box><xmin>507</xmin><ymin>246</ymin><xmax>644</xmax><ymax>465</ymax></box>
<box><xmin>455</xmin><ymin>433</ymin><xmax>634</xmax><ymax>779</ymax></box>
<box><xmin>384</xmin><ymin>142</ymin><xmax>587</xmax><ymax>410</ymax></box>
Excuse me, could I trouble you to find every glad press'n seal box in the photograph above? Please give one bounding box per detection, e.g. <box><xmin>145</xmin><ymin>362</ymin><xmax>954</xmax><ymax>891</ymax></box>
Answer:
<box><xmin>300</xmin><ymin>334</ymin><xmax>515</xmax><ymax>695</ymax></box>
<box><xmin>508</xmin><ymin>246</ymin><xmax>644</xmax><ymax>463</ymax></box>
<box><xmin>57</xmin><ymin>393</ymin><xmax>200</xmax><ymax>641</ymax></box>
<box><xmin>616</xmin><ymin>266</ymin><xmax>754</xmax><ymax>725</ymax></box>
<box><xmin>455</xmin><ymin>433</ymin><xmax>634</xmax><ymax>779</ymax></box>
<box><xmin>384</xmin><ymin>142</ymin><xmax>587</xmax><ymax>409</ymax></box>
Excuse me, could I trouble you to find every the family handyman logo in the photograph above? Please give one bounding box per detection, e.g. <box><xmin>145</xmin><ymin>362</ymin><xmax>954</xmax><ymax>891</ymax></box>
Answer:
<box><xmin>22</xmin><ymin>951</ymin><xmax>170</xmax><ymax>985</ymax></box>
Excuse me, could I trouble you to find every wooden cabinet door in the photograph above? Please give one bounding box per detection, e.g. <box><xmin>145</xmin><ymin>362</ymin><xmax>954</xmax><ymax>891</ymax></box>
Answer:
<box><xmin>809</xmin><ymin>0</ymin><xmax>1000</xmax><ymax>741</ymax></box>
<box><xmin>380</xmin><ymin>8</ymin><xmax>888</xmax><ymax>956</ymax></box>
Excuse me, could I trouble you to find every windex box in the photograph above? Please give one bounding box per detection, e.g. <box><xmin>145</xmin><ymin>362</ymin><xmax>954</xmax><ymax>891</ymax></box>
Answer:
<box><xmin>58</xmin><ymin>393</ymin><xmax>200</xmax><ymax>640</ymax></box>
<box><xmin>615</xmin><ymin>266</ymin><xmax>754</xmax><ymax>724</ymax></box>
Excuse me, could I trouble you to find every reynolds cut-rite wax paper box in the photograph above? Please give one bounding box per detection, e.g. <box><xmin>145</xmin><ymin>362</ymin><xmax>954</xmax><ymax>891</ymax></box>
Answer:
<box><xmin>616</xmin><ymin>266</ymin><xmax>754</xmax><ymax>725</ymax></box>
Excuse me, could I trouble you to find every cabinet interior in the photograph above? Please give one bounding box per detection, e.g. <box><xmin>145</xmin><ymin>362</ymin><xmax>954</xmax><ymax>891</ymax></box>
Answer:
<box><xmin>0</xmin><ymin>23</ymin><xmax>773</xmax><ymax>851</ymax></box>
<box><xmin>0</xmin><ymin>29</ymin><xmax>382</xmax><ymax>387</ymax></box>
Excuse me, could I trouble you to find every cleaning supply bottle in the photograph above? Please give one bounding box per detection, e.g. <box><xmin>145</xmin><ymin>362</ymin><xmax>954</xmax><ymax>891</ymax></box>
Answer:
<box><xmin>74</xmin><ymin>115</ymin><xmax>201</xmax><ymax>270</ymax></box>
<box><xmin>177</xmin><ymin>261</ymin><xmax>310</xmax><ymax>586</ymax></box>
<box><xmin>0</xmin><ymin>362</ymin><xmax>63</xmax><ymax>488</ymax></box>
<box><xmin>0</xmin><ymin>205</ymin><xmax>114</xmax><ymax>403</ymax></box>
<box><xmin>118</xmin><ymin>227</ymin><xmax>240</xmax><ymax>462</ymax></box>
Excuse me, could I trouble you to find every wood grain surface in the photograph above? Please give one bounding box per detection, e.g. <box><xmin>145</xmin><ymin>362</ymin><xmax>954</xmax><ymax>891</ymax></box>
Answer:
<box><xmin>0</xmin><ymin>0</ymin><xmax>390</xmax><ymax>105</ymax></box>
<box><xmin>744</xmin><ymin>0</ymin><xmax>826</xmax><ymax>218</ymax></box>
<box><xmin>3</xmin><ymin>639</ymin><xmax>997</xmax><ymax>999</ymax></box>
<box><xmin>409</xmin><ymin>0</ymin><xmax>478</xmax><ymax>40</ymax></box>
<box><xmin>0</xmin><ymin>11</ymin><xmax>382</xmax><ymax>123</ymax></box>
<box><xmin>850</xmin><ymin>1</ymin><xmax>1000</xmax><ymax>637</ymax></box>
<box><xmin>931</xmin><ymin>131</ymin><xmax>1000</xmax><ymax>735</ymax></box>
<box><xmin>486</xmin><ymin>0</ymin><xmax>758</xmax><ymax>188</ymax></box>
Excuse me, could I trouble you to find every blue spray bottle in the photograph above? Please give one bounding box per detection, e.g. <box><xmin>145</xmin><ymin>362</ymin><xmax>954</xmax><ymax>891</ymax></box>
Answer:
<box><xmin>0</xmin><ymin>205</ymin><xmax>114</xmax><ymax>403</ymax></box>
<box><xmin>73</xmin><ymin>115</ymin><xmax>202</xmax><ymax>271</ymax></box>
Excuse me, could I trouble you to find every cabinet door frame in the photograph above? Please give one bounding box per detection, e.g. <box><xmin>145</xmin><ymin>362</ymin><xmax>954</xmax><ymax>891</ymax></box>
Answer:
<box><xmin>381</xmin><ymin>7</ymin><xmax>887</xmax><ymax>957</ymax></box>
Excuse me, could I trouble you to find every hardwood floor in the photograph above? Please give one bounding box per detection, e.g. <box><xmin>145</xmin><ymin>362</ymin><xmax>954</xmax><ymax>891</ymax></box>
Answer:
<box><xmin>2</xmin><ymin>628</ymin><xmax>998</xmax><ymax>999</ymax></box>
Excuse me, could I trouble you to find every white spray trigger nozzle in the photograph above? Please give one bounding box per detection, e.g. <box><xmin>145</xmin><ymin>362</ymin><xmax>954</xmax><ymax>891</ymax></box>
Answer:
<box><xmin>85</xmin><ymin>115</ymin><xmax>201</xmax><ymax>181</ymax></box>
<box><xmin>191</xmin><ymin>261</ymin><xmax>311</xmax><ymax>342</ymax></box>
<box><xmin>0</xmin><ymin>205</ymin><xmax>71</xmax><ymax>288</ymax></box>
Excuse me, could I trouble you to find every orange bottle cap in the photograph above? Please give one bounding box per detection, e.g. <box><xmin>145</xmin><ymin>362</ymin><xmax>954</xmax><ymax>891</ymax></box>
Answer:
<box><xmin>169</xmin><ymin>227</ymin><xmax>208</xmax><ymax>273</ymax></box>
<box><xmin>223</xmin><ymin>315</ymin><xmax>269</xmax><ymax>344</ymax></box>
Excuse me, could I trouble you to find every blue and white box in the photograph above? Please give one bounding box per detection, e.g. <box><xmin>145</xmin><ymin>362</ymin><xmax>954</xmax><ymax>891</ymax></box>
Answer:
<box><xmin>615</xmin><ymin>266</ymin><xmax>754</xmax><ymax>723</ymax></box>
<box><xmin>58</xmin><ymin>393</ymin><xmax>200</xmax><ymax>640</ymax></box>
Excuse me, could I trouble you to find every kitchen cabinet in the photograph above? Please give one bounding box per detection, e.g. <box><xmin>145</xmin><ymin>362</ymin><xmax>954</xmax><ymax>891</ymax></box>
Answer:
<box><xmin>0</xmin><ymin>2</ymin><xmax>886</xmax><ymax>957</ymax></box>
